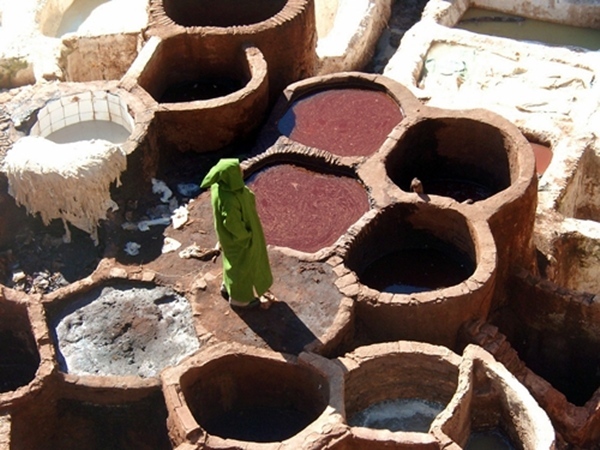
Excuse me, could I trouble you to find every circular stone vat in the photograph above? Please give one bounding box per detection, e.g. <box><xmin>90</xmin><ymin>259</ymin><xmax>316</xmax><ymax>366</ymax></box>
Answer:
<box><xmin>248</xmin><ymin>163</ymin><xmax>370</xmax><ymax>253</ymax></box>
<box><xmin>278</xmin><ymin>87</ymin><xmax>404</xmax><ymax>157</ymax></box>
<box><xmin>0</xmin><ymin>300</ymin><xmax>40</xmax><ymax>393</ymax></box>
<box><xmin>163</xmin><ymin>0</ymin><xmax>287</xmax><ymax>27</ymax></box>
<box><xmin>387</xmin><ymin>117</ymin><xmax>511</xmax><ymax>203</ymax></box>
<box><xmin>49</xmin><ymin>281</ymin><xmax>200</xmax><ymax>377</ymax></box>
<box><xmin>30</xmin><ymin>91</ymin><xmax>133</xmax><ymax>144</ymax></box>
<box><xmin>136</xmin><ymin>40</ymin><xmax>268</xmax><ymax>152</ymax></box>
<box><xmin>343</xmin><ymin>203</ymin><xmax>496</xmax><ymax>347</ymax></box>
<box><xmin>351</xmin><ymin>207</ymin><xmax>475</xmax><ymax>295</ymax></box>
<box><xmin>179</xmin><ymin>353</ymin><xmax>329</xmax><ymax>443</ymax></box>
<box><xmin>340</xmin><ymin>342</ymin><xmax>460</xmax><ymax>436</ymax></box>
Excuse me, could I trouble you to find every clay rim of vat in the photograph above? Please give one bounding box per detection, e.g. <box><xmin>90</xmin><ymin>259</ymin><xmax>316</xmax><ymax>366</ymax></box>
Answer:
<box><xmin>147</xmin><ymin>0</ymin><xmax>312</xmax><ymax>36</ymax></box>
<box><xmin>341</xmin><ymin>204</ymin><xmax>497</xmax><ymax>305</ymax></box>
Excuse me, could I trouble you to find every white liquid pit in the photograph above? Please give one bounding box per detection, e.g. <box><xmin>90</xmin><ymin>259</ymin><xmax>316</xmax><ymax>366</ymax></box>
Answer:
<box><xmin>30</xmin><ymin>91</ymin><xmax>133</xmax><ymax>144</ymax></box>
<box><xmin>349</xmin><ymin>398</ymin><xmax>445</xmax><ymax>433</ymax></box>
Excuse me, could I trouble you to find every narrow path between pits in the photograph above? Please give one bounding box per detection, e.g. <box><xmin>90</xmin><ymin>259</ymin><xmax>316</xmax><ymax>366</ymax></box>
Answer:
<box><xmin>138</xmin><ymin>190</ymin><xmax>347</xmax><ymax>355</ymax></box>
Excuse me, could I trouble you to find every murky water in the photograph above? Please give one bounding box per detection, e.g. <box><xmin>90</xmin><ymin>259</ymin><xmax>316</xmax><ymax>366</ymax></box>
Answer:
<box><xmin>349</xmin><ymin>398</ymin><xmax>445</xmax><ymax>433</ymax></box>
<box><xmin>419</xmin><ymin>177</ymin><xmax>494</xmax><ymax>203</ymax></box>
<box><xmin>456</xmin><ymin>8</ymin><xmax>600</xmax><ymax>50</ymax></box>
<box><xmin>465</xmin><ymin>427</ymin><xmax>516</xmax><ymax>450</ymax></box>
<box><xmin>278</xmin><ymin>88</ymin><xmax>403</xmax><ymax>157</ymax></box>
<box><xmin>47</xmin><ymin>120</ymin><xmax>131</xmax><ymax>144</ymax></box>
<box><xmin>203</xmin><ymin>406</ymin><xmax>313</xmax><ymax>442</ymax></box>
<box><xmin>361</xmin><ymin>246</ymin><xmax>474</xmax><ymax>294</ymax></box>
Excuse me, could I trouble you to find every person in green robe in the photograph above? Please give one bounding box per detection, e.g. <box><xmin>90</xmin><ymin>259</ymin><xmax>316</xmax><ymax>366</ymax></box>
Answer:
<box><xmin>201</xmin><ymin>158</ymin><xmax>273</xmax><ymax>308</ymax></box>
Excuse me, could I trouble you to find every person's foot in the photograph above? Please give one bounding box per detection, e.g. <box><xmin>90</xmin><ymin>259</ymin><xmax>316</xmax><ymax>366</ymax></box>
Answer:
<box><xmin>220</xmin><ymin>283</ymin><xmax>229</xmax><ymax>300</ymax></box>
<box><xmin>229</xmin><ymin>298</ymin><xmax>260</xmax><ymax>310</ymax></box>
<box><xmin>259</xmin><ymin>291</ymin><xmax>278</xmax><ymax>310</ymax></box>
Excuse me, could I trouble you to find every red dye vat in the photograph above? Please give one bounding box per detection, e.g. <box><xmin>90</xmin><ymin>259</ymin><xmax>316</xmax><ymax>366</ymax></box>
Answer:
<box><xmin>529</xmin><ymin>142</ymin><xmax>552</xmax><ymax>175</ymax></box>
<box><xmin>249</xmin><ymin>164</ymin><xmax>370</xmax><ymax>253</ymax></box>
<box><xmin>278</xmin><ymin>89</ymin><xmax>404</xmax><ymax>157</ymax></box>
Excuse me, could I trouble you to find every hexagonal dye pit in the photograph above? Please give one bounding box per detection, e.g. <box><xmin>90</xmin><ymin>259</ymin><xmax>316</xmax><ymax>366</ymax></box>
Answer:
<box><xmin>341</xmin><ymin>343</ymin><xmax>459</xmax><ymax>435</ymax></box>
<box><xmin>163</xmin><ymin>0</ymin><xmax>287</xmax><ymax>27</ymax></box>
<box><xmin>180</xmin><ymin>354</ymin><xmax>329</xmax><ymax>442</ymax></box>
<box><xmin>10</xmin><ymin>391</ymin><xmax>172</xmax><ymax>450</ymax></box>
<box><xmin>49</xmin><ymin>282</ymin><xmax>200</xmax><ymax>377</ymax></box>
<box><xmin>387</xmin><ymin>117</ymin><xmax>511</xmax><ymax>203</ymax></box>
<box><xmin>348</xmin><ymin>205</ymin><xmax>475</xmax><ymax>295</ymax></box>
<box><xmin>278</xmin><ymin>88</ymin><xmax>404</xmax><ymax>157</ymax></box>
<box><xmin>248</xmin><ymin>163</ymin><xmax>370</xmax><ymax>253</ymax></box>
<box><xmin>0</xmin><ymin>301</ymin><xmax>40</xmax><ymax>393</ymax></box>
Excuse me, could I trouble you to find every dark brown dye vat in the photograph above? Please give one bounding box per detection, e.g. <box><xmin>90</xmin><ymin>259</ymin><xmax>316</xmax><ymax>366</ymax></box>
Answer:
<box><xmin>204</xmin><ymin>406</ymin><xmax>313</xmax><ymax>442</ymax></box>
<box><xmin>0</xmin><ymin>330</ymin><xmax>40</xmax><ymax>392</ymax></box>
<box><xmin>361</xmin><ymin>239</ymin><xmax>474</xmax><ymax>294</ymax></box>
<box><xmin>159</xmin><ymin>77</ymin><xmax>243</xmax><ymax>103</ymax></box>
<box><xmin>248</xmin><ymin>164</ymin><xmax>370</xmax><ymax>253</ymax></box>
<box><xmin>163</xmin><ymin>0</ymin><xmax>287</xmax><ymax>27</ymax></box>
<box><xmin>278</xmin><ymin>88</ymin><xmax>404</xmax><ymax>157</ymax></box>
<box><xmin>420</xmin><ymin>178</ymin><xmax>493</xmax><ymax>203</ymax></box>
<box><xmin>11</xmin><ymin>393</ymin><xmax>171</xmax><ymax>450</ymax></box>
<box><xmin>529</xmin><ymin>142</ymin><xmax>552</xmax><ymax>175</ymax></box>
<box><xmin>465</xmin><ymin>427</ymin><xmax>516</xmax><ymax>450</ymax></box>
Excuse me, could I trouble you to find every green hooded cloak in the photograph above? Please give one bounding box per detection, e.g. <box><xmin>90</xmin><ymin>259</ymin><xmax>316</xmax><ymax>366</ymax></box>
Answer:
<box><xmin>201</xmin><ymin>159</ymin><xmax>273</xmax><ymax>303</ymax></box>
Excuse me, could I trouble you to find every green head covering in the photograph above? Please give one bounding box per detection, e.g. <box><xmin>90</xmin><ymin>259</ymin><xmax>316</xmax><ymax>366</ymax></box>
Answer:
<box><xmin>200</xmin><ymin>158</ymin><xmax>244</xmax><ymax>191</ymax></box>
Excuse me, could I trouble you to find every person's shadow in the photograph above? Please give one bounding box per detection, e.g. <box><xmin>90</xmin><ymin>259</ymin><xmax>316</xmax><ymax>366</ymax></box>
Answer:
<box><xmin>234</xmin><ymin>301</ymin><xmax>320</xmax><ymax>355</ymax></box>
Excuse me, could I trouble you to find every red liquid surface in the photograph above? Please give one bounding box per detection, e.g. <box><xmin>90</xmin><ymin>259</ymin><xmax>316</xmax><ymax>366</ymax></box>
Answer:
<box><xmin>249</xmin><ymin>165</ymin><xmax>370</xmax><ymax>253</ymax></box>
<box><xmin>278</xmin><ymin>89</ymin><xmax>404</xmax><ymax>157</ymax></box>
<box><xmin>529</xmin><ymin>142</ymin><xmax>553</xmax><ymax>175</ymax></box>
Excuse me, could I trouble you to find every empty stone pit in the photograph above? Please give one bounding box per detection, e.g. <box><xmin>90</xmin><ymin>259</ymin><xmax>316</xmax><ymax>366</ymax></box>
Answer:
<box><xmin>134</xmin><ymin>39</ymin><xmax>268</xmax><ymax>152</ymax></box>
<box><xmin>340</xmin><ymin>342</ymin><xmax>460</xmax><ymax>444</ymax></box>
<box><xmin>278</xmin><ymin>86</ymin><xmax>404</xmax><ymax>157</ymax></box>
<box><xmin>0</xmin><ymin>300</ymin><xmax>40</xmax><ymax>394</ymax></box>
<box><xmin>247</xmin><ymin>162</ymin><xmax>370</xmax><ymax>253</ymax></box>
<box><xmin>343</xmin><ymin>202</ymin><xmax>496</xmax><ymax>348</ymax></box>
<box><xmin>171</xmin><ymin>350</ymin><xmax>329</xmax><ymax>445</ymax></box>
<box><xmin>386</xmin><ymin>116</ymin><xmax>511</xmax><ymax>204</ymax></box>
<box><xmin>48</xmin><ymin>281</ymin><xmax>200</xmax><ymax>378</ymax></box>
